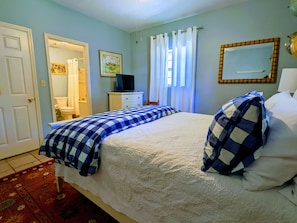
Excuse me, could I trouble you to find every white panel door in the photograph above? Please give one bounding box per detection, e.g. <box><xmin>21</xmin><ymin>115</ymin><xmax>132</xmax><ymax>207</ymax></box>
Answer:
<box><xmin>0</xmin><ymin>22</ymin><xmax>41</xmax><ymax>159</ymax></box>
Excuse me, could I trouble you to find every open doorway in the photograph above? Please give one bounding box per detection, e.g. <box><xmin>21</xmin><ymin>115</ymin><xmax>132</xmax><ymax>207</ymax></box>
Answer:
<box><xmin>44</xmin><ymin>33</ymin><xmax>92</xmax><ymax>122</ymax></box>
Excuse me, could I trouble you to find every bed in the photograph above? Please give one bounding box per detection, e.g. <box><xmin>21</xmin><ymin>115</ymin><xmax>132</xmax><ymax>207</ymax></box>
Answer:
<box><xmin>39</xmin><ymin>91</ymin><xmax>297</xmax><ymax>223</ymax></box>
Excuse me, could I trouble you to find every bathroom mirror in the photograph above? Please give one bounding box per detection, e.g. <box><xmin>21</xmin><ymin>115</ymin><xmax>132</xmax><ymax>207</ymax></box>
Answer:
<box><xmin>218</xmin><ymin>37</ymin><xmax>280</xmax><ymax>83</ymax></box>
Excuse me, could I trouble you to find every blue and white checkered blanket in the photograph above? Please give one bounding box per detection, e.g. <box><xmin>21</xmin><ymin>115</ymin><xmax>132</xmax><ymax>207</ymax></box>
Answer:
<box><xmin>39</xmin><ymin>105</ymin><xmax>179</xmax><ymax>176</ymax></box>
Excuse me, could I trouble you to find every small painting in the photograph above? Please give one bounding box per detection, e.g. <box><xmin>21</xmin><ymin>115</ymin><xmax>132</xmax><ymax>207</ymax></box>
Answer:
<box><xmin>99</xmin><ymin>50</ymin><xmax>122</xmax><ymax>77</ymax></box>
<box><xmin>51</xmin><ymin>63</ymin><xmax>67</xmax><ymax>75</ymax></box>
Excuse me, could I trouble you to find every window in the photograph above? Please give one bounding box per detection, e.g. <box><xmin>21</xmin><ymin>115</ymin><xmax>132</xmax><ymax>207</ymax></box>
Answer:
<box><xmin>167</xmin><ymin>49</ymin><xmax>172</xmax><ymax>85</ymax></box>
<box><xmin>167</xmin><ymin>46</ymin><xmax>187</xmax><ymax>87</ymax></box>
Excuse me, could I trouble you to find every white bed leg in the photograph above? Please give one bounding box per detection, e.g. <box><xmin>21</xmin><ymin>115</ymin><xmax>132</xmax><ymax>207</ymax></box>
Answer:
<box><xmin>56</xmin><ymin>177</ymin><xmax>67</xmax><ymax>199</ymax></box>
<box><xmin>56</xmin><ymin>176</ymin><xmax>63</xmax><ymax>193</ymax></box>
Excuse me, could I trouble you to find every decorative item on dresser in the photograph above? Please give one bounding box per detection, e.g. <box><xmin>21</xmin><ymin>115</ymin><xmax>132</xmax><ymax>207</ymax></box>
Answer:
<box><xmin>108</xmin><ymin>91</ymin><xmax>143</xmax><ymax>110</ymax></box>
<box><xmin>147</xmin><ymin>100</ymin><xmax>159</xmax><ymax>105</ymax></box>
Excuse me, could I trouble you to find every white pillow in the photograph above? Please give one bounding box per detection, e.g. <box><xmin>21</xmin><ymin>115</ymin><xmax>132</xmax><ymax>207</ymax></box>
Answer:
<box><xmin>269</xmin><ymin>97</ymin><xmax>297</xmax><ymax>116</ymax></box>
<box><xmin>279</xmin><ymin>177</ymin><xmax>297</xmax><ymax>205</ymax></box>
<box><xmin>264</xmin><ymin>91</ymin><xmax>292</xmax><ymax>110</ymax></box>
<box><xmin>293</xmin><ymin>89</ymin><xmax>297</xmax><ymax>100</ymax></box>
<box><xmin>243</xmin><ymin>97</ymin><xmax>297</xmax><ymax>191</ymax></box>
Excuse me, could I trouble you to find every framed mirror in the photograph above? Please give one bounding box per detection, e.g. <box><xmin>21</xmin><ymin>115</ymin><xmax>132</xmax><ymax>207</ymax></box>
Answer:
<box><xmin>218</xmin><ymin>38</ymin><xmax>280</xmax><ymax>83</ymax></box>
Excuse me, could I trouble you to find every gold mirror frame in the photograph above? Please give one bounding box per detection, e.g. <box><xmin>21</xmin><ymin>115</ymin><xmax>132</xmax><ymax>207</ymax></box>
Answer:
<box><xmin>218</xmin><ymin>38</ymin><xmax>280</xmax><ymax>84</ymax></box>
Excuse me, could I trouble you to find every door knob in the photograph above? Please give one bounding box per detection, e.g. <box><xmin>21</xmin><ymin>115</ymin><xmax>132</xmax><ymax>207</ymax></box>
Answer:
<box><xmin>28</xmin><ymin>97</ymin><xmax>35</xmax><ymax>102</ymax></box>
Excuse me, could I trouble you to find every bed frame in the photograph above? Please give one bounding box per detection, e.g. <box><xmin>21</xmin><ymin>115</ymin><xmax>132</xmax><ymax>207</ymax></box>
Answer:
<box><xmin>43</xmin><ymin>108</ymin><xmax>297</xmax><ymax>223</ymax></box>
<box><xmin>56</xmin><ymin>176</ymin><xmax>136</xmax><ymax>223</ymax></box>
<box><xmin>50</xmin><ymin>120</ymin><xmax>136</xmax><ymax>222</ymax></box>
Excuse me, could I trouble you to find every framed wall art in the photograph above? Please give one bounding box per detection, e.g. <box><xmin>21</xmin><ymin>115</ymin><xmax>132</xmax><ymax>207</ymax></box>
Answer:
<box><xmin>99</xmin><ymin>50</ymin><xmax>122</xmax><ymax>77</ymax></box>
<box><xmin>50</xmin><ymin>62</ymin><xmax>67</xmax><ymax>75</ymax></box>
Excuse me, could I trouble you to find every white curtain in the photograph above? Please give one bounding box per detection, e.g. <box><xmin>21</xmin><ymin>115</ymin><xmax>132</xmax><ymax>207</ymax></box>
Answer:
<box><xmin>171</xmin><ymin>27</ymin><xmax>197</xmax><ymax>112</ymax></box>
<box><xmin>149</xmin><ymin>27</ymin><xmax>198</xmax><ymax>112</ymax></box>
<box><xmin>67</xmin><ymin>59</ymin><xmax>79</xmax><ymax>115</ymax></box>
<box><xmin>149</xmin><ymin>33</ymin><xmax>169</xmax><ymax>105</ymax></box>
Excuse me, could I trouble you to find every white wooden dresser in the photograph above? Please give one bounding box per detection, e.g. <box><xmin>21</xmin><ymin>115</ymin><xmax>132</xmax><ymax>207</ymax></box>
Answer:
<box><xmin>108</xmin><ymin>92</ymin><xmax>144</xmax><ymax>110</ymax></box>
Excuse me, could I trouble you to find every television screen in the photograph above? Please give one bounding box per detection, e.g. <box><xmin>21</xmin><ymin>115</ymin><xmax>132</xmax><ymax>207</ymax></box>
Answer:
<box><xmin>115</xmin><ymin>74</ymin><xmax>135</xmax><ymax>92</ymax></box>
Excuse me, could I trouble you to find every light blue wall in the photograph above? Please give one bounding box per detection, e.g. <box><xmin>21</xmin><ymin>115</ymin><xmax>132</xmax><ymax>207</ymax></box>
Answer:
<box><xmin>2</xmin><ymin>0</ymin><xmax>297</xmax><ymax>136</ymax></box>
<box><xmin>130</xmin><ymin>0</ymin><xmax>297</xmax><ymax>114</ymax></box>
<box><xmin>0</xmin><ymin>0</ymin><xmax>131</xmax><ymax>135</ymax></box>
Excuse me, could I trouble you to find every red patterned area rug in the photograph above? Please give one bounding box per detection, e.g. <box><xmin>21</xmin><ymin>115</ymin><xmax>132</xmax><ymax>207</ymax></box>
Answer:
<box><xmin>0</xmin><ymin>160</ymin><xmax>118</xmax><ymax>223</ymax></box>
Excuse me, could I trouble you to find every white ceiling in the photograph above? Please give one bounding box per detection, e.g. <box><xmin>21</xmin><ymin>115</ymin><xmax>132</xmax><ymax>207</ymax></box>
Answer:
<box><xmin>51</xmin><ymin>0</ymin><xmax>248</xmax><ymax>32</ymax></box>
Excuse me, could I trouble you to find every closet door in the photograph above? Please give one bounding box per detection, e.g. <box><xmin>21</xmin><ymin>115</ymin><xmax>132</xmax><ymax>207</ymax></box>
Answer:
<box><xmin>0</xmin><ymin>22</ymin><xmax>41</xmax><ymax>159</ymax></box>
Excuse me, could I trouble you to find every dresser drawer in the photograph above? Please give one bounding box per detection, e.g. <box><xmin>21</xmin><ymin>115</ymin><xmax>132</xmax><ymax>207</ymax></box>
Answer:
<box><xmin>122</xmin><ymin>100</ymin><xmax>142</xmax><ymax>108</ymax></box>
<box><xmin>121</xmin><ymin>94</ymin><xmax>142</xmax><ymax>102</ymax></box>
<box><xmin>108</xmin><ymin>92</ymin><xmax>144</xmax><ymax>111</ymax></box>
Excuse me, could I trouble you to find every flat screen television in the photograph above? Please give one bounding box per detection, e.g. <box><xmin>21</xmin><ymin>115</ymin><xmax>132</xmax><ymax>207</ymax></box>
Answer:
<box><xmin>115</xmin><ymin>74</ymin><xmax>135</xmax><ymax>92</ymax></box>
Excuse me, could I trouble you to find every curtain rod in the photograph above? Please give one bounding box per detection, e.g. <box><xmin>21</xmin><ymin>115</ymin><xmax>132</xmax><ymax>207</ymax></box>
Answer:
<box><xmin>153</xmin><ymin>26</ymin><xmax>203</xmax><ymax>39</ymax></box>
<box><xmin>181</xmin><ymin>26</ymin><xmax>204</xmax><ymax>33</ymax></box>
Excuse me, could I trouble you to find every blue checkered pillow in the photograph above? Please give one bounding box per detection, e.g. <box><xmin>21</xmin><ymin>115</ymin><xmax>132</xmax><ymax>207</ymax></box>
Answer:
<box><xmin>201</xmin><ymin>91</ymin><xmax>269</xmax><ymax>175</ymax></box>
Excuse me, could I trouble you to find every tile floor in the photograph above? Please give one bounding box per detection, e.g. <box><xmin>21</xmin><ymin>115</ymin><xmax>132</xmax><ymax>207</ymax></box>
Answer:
<box><xmin>0</xmin><ymin>150</ymin><xmax>53</xmax><ymax>178</ymax></box>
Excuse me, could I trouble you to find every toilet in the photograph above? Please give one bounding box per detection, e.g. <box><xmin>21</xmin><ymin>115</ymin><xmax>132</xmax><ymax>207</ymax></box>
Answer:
<box><xmin>55</xmin><ymin>97</ymin><xmax>75</xmax><ymax>120</ymax></box>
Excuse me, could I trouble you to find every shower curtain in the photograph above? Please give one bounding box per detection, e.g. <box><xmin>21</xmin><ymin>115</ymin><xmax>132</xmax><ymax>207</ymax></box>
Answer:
<box><xmin>67</xmin><ymin>59</ymin><xmax>79</xmax><ymax>116</ymax></box>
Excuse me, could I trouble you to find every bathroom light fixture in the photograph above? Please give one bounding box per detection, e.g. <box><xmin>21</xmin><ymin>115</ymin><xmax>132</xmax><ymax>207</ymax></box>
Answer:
<box><xmin>278</xmin><ymin>68</ymin><xmax>297</xmax><ymax>93</ymax></box>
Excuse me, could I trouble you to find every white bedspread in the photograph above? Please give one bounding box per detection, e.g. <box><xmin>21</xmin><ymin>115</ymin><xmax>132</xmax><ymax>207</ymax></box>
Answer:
<box><xmin>56</xmin><ymin>112</ymin><xmax>296</xmax><ymax>223</ymax></box>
